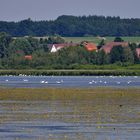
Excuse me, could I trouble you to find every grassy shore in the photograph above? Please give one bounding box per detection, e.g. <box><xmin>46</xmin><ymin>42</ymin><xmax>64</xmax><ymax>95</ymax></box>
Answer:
<box><xmin>0</xmin><ymin>69</ymin><xmax>140</xmax><ymax>76</ymax></box>
<box><xmin>0</xmin><ymin>88</ymin><xmax>140</xmax><ymax>101</ymax></box>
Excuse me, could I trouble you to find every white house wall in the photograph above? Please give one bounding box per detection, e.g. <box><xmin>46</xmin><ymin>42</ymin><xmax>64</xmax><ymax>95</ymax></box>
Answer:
<box><xmin>51</xmin><ymin>45</ymin><xmax>57</xmax><ymax>53</ymax></box>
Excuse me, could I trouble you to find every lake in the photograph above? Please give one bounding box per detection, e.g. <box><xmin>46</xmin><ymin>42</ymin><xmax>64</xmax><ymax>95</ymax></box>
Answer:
<box><xmin>0</xmin><ymin>76</ymin><xmax>140</xmax><ymax>140</ymax></box>
<box><xmin>0</xmin><ymin>75</ymin><xmax>140</xmax><ymax>88</ymax></box>
<box><xmin>0</xmin><ymin>95</ymin><xmax>140</xmax><ymax>140</ymax></box>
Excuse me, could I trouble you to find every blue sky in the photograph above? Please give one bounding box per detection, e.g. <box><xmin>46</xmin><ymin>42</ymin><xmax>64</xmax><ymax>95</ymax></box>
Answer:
<box><xmin>0</xmin><ymin>0</ymin><xmax>139</xmax><ymax>21</ymax></box>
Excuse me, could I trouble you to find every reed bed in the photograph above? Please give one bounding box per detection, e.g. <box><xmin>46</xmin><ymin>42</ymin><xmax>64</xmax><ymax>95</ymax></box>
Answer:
<box><xmin>0</xmin><ymin>69</ymin><xmax>140</xmax><ymax>76</ymax></box>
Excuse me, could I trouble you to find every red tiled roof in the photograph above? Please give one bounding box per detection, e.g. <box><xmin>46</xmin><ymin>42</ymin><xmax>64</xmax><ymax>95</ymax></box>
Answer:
<box><xmin>136</xmin><ymin>48</ymin><xmax>140</xmax><ymax>58</ymax></box>
<box><xmin>25</xmin><ymin>55</ymin><xmax>32</xmax><ymax>60</ymax></box>
<box><xmin>100</xmin><ymin>42</ymin><xmax>128</xmax><ymax>53</ymax></box>
<box><xmin>83</xmin><ymin>42</ymin><xmax>97</xmax><ymax>52</ymax></box>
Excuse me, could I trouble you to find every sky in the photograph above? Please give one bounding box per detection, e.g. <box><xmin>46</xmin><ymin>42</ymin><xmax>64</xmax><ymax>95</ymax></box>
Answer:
<box><xmin>0</xmin><ymin>0</ymin><xmax>139</xmax><ymax>21</ymax></box>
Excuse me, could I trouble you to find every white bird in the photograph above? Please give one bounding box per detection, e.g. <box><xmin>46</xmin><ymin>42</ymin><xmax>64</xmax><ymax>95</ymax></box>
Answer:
<box><xmin>45</xmin><ymin>81</ymin><xmax>48</xmax><ymax>84</ymax></box>
<box><xmin>89</xmin><ymin>81</ymin><xmax>92</xmax><ymax>84</ymax></box>
<box><xmin>5</xmin><ymin>79</ymin><xmax>9</xmax><ymax>82</ymax></box>
<box><xmin>127</xmin><ymin>81</ymin><xmax>131</xmax><ymax>84</ymax></box>
<box><xmin>134</xmin><ymin>76</ymin><xmax>138</xmax><ymax>78</ymax></box>
<box><xmin>56</xmin><ymin>81</ymin><xmax>61</xmax><ymax>84</ymax></box>
<box><xmin>116</xmin><ymin>81</ymin><xmax>121</xmax><ymax>84</ymax></box>
<box><xmin>41</xmin><ymin>81</ymin><xmax>45</xmax><ymax>83</ymax></box>
<box><xmin>23</xmin><ymin>79</ymin><xmax>28</xmax><ymax>82</ymax></box>
<box><xmin>104</xmin><ymin>81</ymin><xmax>107</xmax><ymax>84</ymax></box>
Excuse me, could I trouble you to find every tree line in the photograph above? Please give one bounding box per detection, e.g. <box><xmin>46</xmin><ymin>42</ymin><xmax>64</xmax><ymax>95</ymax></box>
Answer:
<box><xmin>0</xmin><ymin>15</ymin><xmax>140</xmax><ymax>37</ymax></box>
<box><xmin>0</xmin><ymin>32</ymin><xmax>140</xmax><ymax>69</ymax></box>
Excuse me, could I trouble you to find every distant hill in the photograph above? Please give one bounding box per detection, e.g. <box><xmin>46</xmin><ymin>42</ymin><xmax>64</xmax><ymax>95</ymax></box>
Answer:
<box><xmin>0</xmin><ymin>15</ymin><xmax>140</xmax><ymax>37</ymax></box>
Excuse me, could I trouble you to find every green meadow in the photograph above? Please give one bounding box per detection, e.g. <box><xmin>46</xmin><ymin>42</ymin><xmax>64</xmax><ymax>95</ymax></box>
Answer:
<box><xmin>63</xmin><ymin>36</ymin><xmax>140</xmax><ymax>44</ymax></box>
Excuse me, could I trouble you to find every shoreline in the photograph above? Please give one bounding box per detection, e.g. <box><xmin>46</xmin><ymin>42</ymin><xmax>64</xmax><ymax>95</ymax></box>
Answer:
<box><xmin>0</xmin><ymin>69</ymin><xmax>140</xmax><ymax>76</ymax></box>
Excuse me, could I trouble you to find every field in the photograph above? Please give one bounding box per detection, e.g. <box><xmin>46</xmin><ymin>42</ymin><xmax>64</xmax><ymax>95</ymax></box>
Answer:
<box><xmin>34</xmin><ymin>36</ymin><xmax>140</xmax><ymax>44</ymax></box>
<box><xmin>63</xmin><ymin>36</ymin><xmax>140</xmax><ymax>44</ymax></box>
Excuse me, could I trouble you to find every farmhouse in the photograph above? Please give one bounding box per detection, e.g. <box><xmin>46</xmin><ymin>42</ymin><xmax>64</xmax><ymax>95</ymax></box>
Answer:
<box><xmin>48</xmin><ymin>44</ymin><xmax>65</xmax><ymax>53</ymax></box>
<box><xmin>100</xmin><ymin>42</ymin><xmax>129</xmax><ymax>53</ymax></box>
<box><xmin>48</xmin><ymin>43</ymin><xmax>79</xmax><ymax>53</ymax></box>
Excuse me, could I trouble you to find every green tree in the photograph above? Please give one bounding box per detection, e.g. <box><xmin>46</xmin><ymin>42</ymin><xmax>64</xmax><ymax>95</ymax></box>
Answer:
<box><xmin>26</xmin><ymin>36</ymin><xmax>40</xmax><ymax>51</ymax></box>
<box><xmin>122</xmin><ymin>47</ymin><xmax>134</xmax><ymax>63</ymax></box>
<box><xmin>114</xmin><ymin>37</ymin><xmax>124</xmax><ymax>42</ymax></box>
<box><xmin>96</xmin><ymin>50</ymin><xmax>109</xmax><ymax>65</ymax></box>
<box><xmin>97</xmin><ymin>39</ymin><xmax>105</xmax><ymax>49</ymax></box>
<box><xmin>110</xmin><ymin>45</ymin><xmax>124</xmax><ymax>63</ymax></box>
<box><xmin>8</xmin><ymin>38</ymin><xmax>32</xmax><ymax>55</ymax></box>
<box><xmin>40</xmin><ymin>38</ymin><xmax>48</xmax><ymax>52</ymax></box>
<box><xmin>129</xmin><ymin>43</ymin><xmax>139</xmax><ymax>63</ymax></box>
<box><xmin>0</xmin><ymin>32</ymin><xmax>12</xmax><ymax>58</ymax></box>
<box><xmin>47</xmin><ymin>36</ymin><xmax>65</xmax><ymax>44</ymax></box>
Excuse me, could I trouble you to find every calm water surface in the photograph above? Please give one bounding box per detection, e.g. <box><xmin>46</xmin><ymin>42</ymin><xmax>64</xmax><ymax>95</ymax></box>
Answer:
<box><xmin>0</xmin><ymin>76</ymin><xmax>140</xmax><ymax>88</ymax></box>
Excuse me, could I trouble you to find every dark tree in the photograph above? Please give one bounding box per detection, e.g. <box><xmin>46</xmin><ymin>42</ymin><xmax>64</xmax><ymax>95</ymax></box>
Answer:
<box><xmin>0</xmin><ymin>32</ymin><xmax>12</xmax><ymax>58</ymax></box>
<box><xmin>110</xmin><ymin>45</ymin><xmax>124</xmax><ymax>63</ymax></box>
<box><xmin>0</xmin><ymin>15</ymin><xmax>140</xmax><ymax>37</ymax></box>
<box><xmin>47</xmin><ymin>36</ymin><xmax>65</xmax><ymax>44</ymax></box>
<box><xmin>114</xmin><ymin>37</ymin><xmax>124</xmax><ymax>42</ymax></box>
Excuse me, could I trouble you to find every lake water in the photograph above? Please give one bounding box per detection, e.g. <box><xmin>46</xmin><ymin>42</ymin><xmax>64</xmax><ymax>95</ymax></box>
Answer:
<box><xmin>0</xmin><ymin>76</ymin><xmax>140</xmax><ymax>140</ymax></box>
<box><xmin>0</xmin><ymin>76</ymin><xmax>140</xmax><ymax>88</ymax></box>
<box><xmin>0</xmin><ymin>97</ymin><xmax>140</xmax><ymax>140</ymax></box>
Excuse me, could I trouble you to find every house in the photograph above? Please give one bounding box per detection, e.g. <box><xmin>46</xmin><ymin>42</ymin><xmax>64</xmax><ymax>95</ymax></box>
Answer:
<box><xmin>48</xmin><ymin>44</ymin><xmax>65</xmax><ymax>53</ymax></box>
<box><xmin>48</xmin><ymin>43</ymin><xmax>79</xmax><ymax>53</ymax></box>
<box><xmin>83</xmin><ymin>42</ymin><xmax>97</xmax><ymax>52</ymax></box>
<box><xmin>136</xmin><ymin>48</ymin><xmax>140</xmax><ymax>58</ymax></box>
<box><xmin>100</xmin><ymin>42</ymin><xmax>129</xmax><ymax>53</ymax></box>
<box><xmin>25</xmin><ymin>55</ymin><xmax>32</xmax><ymax>60</ymax></box>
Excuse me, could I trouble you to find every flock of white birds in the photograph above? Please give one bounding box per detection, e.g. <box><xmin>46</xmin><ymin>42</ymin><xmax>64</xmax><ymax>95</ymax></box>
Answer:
<box><xmin>3</xmin><ymin>75</ymin><xmax>138</xmax><ymax>86</ymax></box>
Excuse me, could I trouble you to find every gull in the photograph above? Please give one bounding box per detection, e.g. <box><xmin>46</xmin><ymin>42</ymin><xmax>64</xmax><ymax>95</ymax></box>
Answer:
<box><xmin>92</xmin><ymin>80</ymin><xmax>97</xmax><ymax>83</ymax></box>
<box><xmin>23</xmin><ymin>79</ymin><xmax>28</xmax><ymax>82</ymax></box>
<box><xmin>5</xmin><ymin>79</ymin><xmax>9</xmax><ymax>82</ymax></box>
<box><xmin>116</xmin><ymin>81</ymin><xmax>121</xmax><ymax>84</ymax></box>
<box><xmin>56</xmin><ymin>79</ymin><xmax>63</xmax><ymax>84</ymax></box>
<box><xmin>56</xmin><ymin>81</ymin><xmax>61</xmax><ymax>84</ymax></box>
<box><xmin>41</xmin><ymin>81</ymin><xmax>45</xmax><ymax>83</ymax></box>
<box><xmin>89</xmin><ymin>81</ymin><xmax>92</xmax><ymax>84</ymax></box>
<box><xmin>45</xmin><ymin>81</ymin><xmax>48</xmax><ymax>84</ymax></box>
